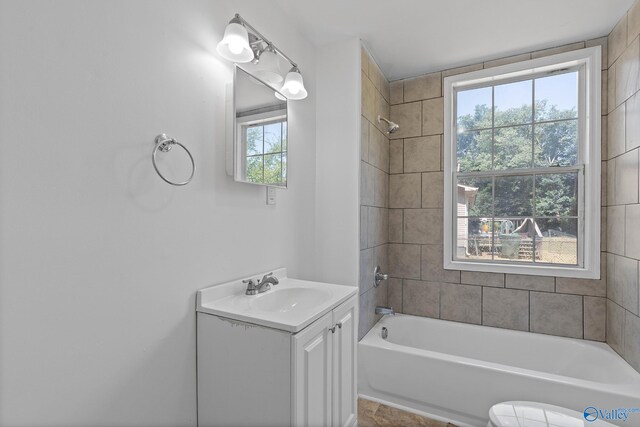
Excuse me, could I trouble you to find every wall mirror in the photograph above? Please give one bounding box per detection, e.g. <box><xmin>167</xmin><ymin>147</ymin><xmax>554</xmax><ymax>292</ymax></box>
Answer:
<box><xmin>232</xmin><ymin>66</ymin><xmax>288</xmax><ymax>188</ymax></box>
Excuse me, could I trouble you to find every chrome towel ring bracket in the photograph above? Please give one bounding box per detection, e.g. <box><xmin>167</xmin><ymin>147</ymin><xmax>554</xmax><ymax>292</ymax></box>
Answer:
<box><xmin>152</xmin><ymin>133</ymin><xmax>195</xmax><ymax>186</ymax></box>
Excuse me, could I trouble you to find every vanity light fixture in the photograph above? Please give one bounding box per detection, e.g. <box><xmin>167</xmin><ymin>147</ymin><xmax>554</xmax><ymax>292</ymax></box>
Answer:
<box><xmin>216</xmin><ymin>16</ymin><xmax>253</xmax><ymax>63</ymax></box>
<box><xmin>217</xmin><ymin>13</ymin><xmax>308</xmax><ymax>100</ymax></box>
<box><xmin>254</xmin><ymin>45</ymin><xmax>283</xmax><ymax>85</ymax></box>
<box><xmin>280</xmin><ymin>67</ymin><xmax>308</xmax><ymax>100</ymax></box>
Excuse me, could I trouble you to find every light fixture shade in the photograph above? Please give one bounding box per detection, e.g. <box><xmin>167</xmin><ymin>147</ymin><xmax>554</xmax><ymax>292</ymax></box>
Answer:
<box><xmin>254</xmin><ymin>49</ymin><xmax>283</xmax><ymax>85</ymax></box>
<box><xmin>216</xmin><ymin>22</ymin><xmax>254</xmax><ymax>63</ymax></box>
<box><xmin>280</xmin><ymin>67</ymin><xmax>308</xmax><ymax>100</ymax></box>
<box><xmin>274</xmin><ymin>90</ymin><xmax>286</xmax><ymax>101</ymax></box>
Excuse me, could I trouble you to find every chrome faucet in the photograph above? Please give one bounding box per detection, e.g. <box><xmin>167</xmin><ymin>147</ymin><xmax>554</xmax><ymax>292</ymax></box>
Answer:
<box><xmin>244</xmin><ymin>272</ymin><xmax>279</xmax><ymax>295</ymax></box>
<box><xmin>375</xmin><ymin>306</ymin><xmax>395</xmax><ymax>316</ymax></box>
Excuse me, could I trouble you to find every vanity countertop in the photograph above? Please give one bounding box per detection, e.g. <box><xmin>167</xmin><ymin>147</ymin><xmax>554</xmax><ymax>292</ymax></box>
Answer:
<box><xmin>196</xmin><ymin>268</ymin><xmax>357</xmax><ymax>333</ymax></box>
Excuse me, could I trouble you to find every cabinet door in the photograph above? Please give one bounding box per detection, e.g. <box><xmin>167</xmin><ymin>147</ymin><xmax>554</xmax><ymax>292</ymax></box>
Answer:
<box><xmin>292</xmin><ymin>311</ymin><xmax>333</xmax><ymax>427</ymax></box>
<box><xmin>332</xmin><ymin>296</ymin><xmax>357</xmax><ymax>427</ymax></box>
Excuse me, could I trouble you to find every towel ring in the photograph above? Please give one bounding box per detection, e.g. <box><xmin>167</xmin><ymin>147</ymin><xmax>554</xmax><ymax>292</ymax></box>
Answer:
<box><xmin>152</xmin><ymin>134</ymin><xmax>195</xmax><ymax>186</ymax></box>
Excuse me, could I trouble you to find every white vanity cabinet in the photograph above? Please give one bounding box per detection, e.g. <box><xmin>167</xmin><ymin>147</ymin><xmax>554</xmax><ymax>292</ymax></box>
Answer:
<box><xmin>196</xmin><ymin>271</ymin><xmax>357</xmax><ymax>427</ymax></box>
<box><xmin>292</xmin><ymin>296</ymin><xmax>357</xmax><ymax>427</ymax></box>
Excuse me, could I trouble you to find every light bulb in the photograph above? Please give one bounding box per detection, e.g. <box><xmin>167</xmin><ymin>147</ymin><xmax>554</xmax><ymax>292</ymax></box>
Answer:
<box><xmin>228</xmin><ymin>40</ymin><xmax>243</xmax><ymax>54</ymax></box>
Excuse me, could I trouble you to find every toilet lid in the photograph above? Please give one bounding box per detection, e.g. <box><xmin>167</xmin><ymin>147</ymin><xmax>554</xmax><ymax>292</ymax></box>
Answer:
<box><xmin>489</xmin><ymin>401</ymin><xmax>618</xmax><ymax>427</ymax></box>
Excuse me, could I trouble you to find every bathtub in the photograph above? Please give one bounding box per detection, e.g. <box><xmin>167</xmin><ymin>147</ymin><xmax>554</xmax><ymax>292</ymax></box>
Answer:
<box><xmin>358</xmin><ymin>314</ymin><xmax>640</xmax><ymax>427</ymax></box>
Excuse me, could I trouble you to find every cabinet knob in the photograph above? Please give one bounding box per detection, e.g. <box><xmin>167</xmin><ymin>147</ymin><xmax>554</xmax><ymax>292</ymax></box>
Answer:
<box><xmin>337</xmin><ymin>322</ymin><xmax>342</xmax><ymax>329</ymax></box>
<box><xmin>329</xmin><ymin>326</ymin><xmax>336</xmax><ymax>333</ymax></box>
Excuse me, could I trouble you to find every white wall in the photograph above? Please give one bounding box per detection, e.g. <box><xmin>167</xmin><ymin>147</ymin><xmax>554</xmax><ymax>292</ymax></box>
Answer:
<box><xmin>314</xmin><ymin>38</ymin><xmax>361</xmax><ymax>286</ymax></box>
<box><xmin>0</xmin><ymin>1</ymin><xmax>318</xmax><ymax>425</ymax></box>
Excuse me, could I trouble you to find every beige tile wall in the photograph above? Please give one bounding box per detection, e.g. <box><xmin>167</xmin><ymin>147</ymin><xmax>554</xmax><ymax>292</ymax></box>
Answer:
<box><xmin>606</xmin><ymin>0</ymin><xmax>640</xmax><ymax>373</ymax></box>
<box><xmin>360</xmin><ymin>46</ymin><xmax>391</xmax><ymax>340</ymax></box>
<box><xmin>385</xmin><ymin>38</ymin><xmax>610</xmax><ymax>343</ymax></box>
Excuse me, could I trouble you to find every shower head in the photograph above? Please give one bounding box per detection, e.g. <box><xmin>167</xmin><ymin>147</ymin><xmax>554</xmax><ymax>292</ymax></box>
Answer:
<box><xmin>378</xmin><ymin>115</ymin><xmax>400</xmax><ymax>134</ymax></box>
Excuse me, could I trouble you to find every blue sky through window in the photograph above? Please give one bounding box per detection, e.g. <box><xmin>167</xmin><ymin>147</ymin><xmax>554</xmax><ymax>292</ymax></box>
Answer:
<box><xmin>457</xmin><ymin>71</ymin><xmax>578</xmax><ymax>120</ymax></box>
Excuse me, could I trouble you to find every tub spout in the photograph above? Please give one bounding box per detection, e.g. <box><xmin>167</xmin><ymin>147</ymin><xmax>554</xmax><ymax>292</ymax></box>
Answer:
<box><xmin>375</xmin><ymin>306</ymin><xmax>395</xmax><ymax>316</ymax></box>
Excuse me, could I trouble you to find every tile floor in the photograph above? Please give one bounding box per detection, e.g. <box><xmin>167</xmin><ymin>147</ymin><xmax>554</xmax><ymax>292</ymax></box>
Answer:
<box><xmin>358</xmin><ymin>398</ymin><xmax>459</xmax><ymax>427</ymax></box>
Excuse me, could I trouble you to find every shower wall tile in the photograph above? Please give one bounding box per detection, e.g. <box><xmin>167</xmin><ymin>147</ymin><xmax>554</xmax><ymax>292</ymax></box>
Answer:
<box><xmin>360</xmin><ymin>161</ymin><xmax>374</xmax><ymax>206</ymax></box>
<box><xmin>368</xmin><ymin>207</ymin><xmax>389</xmax><ymax>247</ymax></box>
<box><xmin>359</xmin><ymin>248</ymin><xmax>374</xmax><ymax>295</ymax></box>
<box><xmin>609</xmin><ymin>62</ymin><xmax>618</xmax><ymax>113</ymax></box>
<box><xmin>403</xmin><ymin>136</ymin><xmax>440</xmax><ymax>172</ymax></box>
<box><xmin>390</xmin><ymin>80</ymin><xmax>403</xmax><ymax>105</ymax></box>
<box><xmin>389</xmin><ymin>173</ymin><xmax>421</xmax><ymax>208</ymax></box>
<box><xmin>461</xmin><ymin>271</ymin><xmax>505</xmax><ymax>288</ymax></box>
<box><xmin>615</xmin><ymin>36</ymin><xmax>640</xmax><ymax>104</ymax></box>
<box><xmin>482</xmin><ymin>287</ymin><xmax>529</xmax><ymax>331</ymax></box>
<box><xmin>602</xmin><ymin>159</ymin><xmax>608</xmax><ymax>207</ymax></box>
<box><xmin>421</xmin><ymin>98</ymin><xmax>444</xmax><ymax>136</ymax></box>
<box><xmin>603</xmin><ymin>70</ymin><xmax>609</xmax><ymax>116</ymax></box>
<box><xmin>608</xmin><ymin>299</ymin><xmax>626</xmax><ymax>355</ymax></box>
<box><xmin>625</xmin><ymin>311</ymin><xmax>640</xmax><ymax>371</ymax></box>
<box><xmin>421</xmin><ymin>172</ymin><xmax>444</xmax><ymax>209</ymax></box>
<box><xmin>630</xmin><ymin>1</ymin><xmax>640</xmax><ymax>44</ymax></box>
<box><xmin>608</xmin><ymin>157</ymin><xmax>617</xmax><ymax>205</ymax></box>
<box><xmin>530</xmin><ymin>292</ymin><xmax>583</xmax><ymax>339</ymax></box>
<box><xmin>531</xmin><ymin>42</ymin><xmax>585</xmax><ymax>59</ymax></box>
<box><xmin>403</xmin><ymin>209</ymin><xmax>442</xmax><ymax>245</ymax></box>
<box><xmin>530</xmin><ymin>292</ymin><xmax>584</xmax><ymax>338</ymax></box>
<box><xmin>441</xmin><ymin>63</ymin><xmax>483</xmax><ymax>78</ymax></box>
<box><xmin>388</xmin><ymin>209</ymin><xmax>403</xmax><ymax>243</ymax></box>
<box><xmin>627</xmin><ymin>204</ymin><xmax>640</xmax><ymax>259</ymax></box>
<box><xmin>440</xmin><ymin>283</ymin><xmax>482</xmax><ymax>325</ymax></box>
<box><xmin>584</xmin><ymin>296</ymin><xmax>607</xmax><ymax>341</ymax></box>
<box><xmin>389</xmin><ymin>139</ymin><xmax>403</xmax><ymax>174</ymax></box>
<box><xmin>387</xmin><ymin>278</ymin><xmax>403</xmax><ymax>312</ymax></box>
<box><xmin>612</xmin><ymin>255</ymin><xmax>639</xmax><ymax>314</ymax></box>
<box><xmin>402</xmin><ymin>280</ymin><xmax>440</xmax><ymax>318</ymax></box>
<box><xmin>484</xmin><ymin>53</ymin><xmax>531</xmax><ymax>69</ymax></box>
<box><xmin>390</xmin><ymin>102</ymin><xmax>422</xmax><ymax>139</ymax></box>
<box><xmin>608</xmin><ymin>103</ymin><xmax>626</xmax><ymax>159</ymax></box>
<box><xmin>362</xmin><ymin>70</ymin><xmax>376</xmax><ymax>123</ymax></box>
<box><xmin>403</xmin><ymin>72</ymin><xmax>441</xmax><ymax>102</ymax></box>
<box><xmin>373</xmin><ymin>167</ymin><xmax>388</xmax><ymax>208</ymax></box>
<box><xmin>609</xmin><ymin>14</ymin><xmax>628</xmax><ymax>67</ymax></box>
<box><xmin>388</xmin><ymin>244</ymin><xmax>421</xmax><ymax>279</ymax></box>
<box><xmin>360</xmin><ymin>207</ymin><xmax>368</xmax><ymax>249</ymax></box>
<box><xmin>361</xmin><ymin>116</ymin><xmax>369</xmax><ymax>162</ymax></box>
<box><xmin>608</xmin><ymin>205</ymin><xmax>626</xmax><ymax>255</ymax></box>
<box><xmin>505</xmin><ymin>274</ymin><xmax>555</xmax><ymax>292</ymax></box>
<box><xmin>627</xmin><ymin>90</ymin><xmax>640</xmax><ymax>150</ymax></box>
<box><xmin>555</xmin><ymin>254</ymin><xmax>607</xmax><ymax>297</ymax></box>
<box><xmin>614</xmin><ymin>149</ymin><xmax>639</xmax><ymax>206</ymax></box>
<box><xmin>421</xmin><ymin>244</ymin><xmax>461</xmax><ymax>284</ymax></box>
<box><xmin>369</xmin><ymin>124</ymin><xmax>390</xmax><ymax>172</ymax></box>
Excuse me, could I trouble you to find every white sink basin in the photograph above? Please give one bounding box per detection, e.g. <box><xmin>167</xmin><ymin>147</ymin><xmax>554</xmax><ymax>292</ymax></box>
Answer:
<box><xmin>251</xmin><ymin>287</ymin><xmax>333</xmax><ymax>313</ymax></box>
<box><xmin>196</xmin><ymin>268</ymin><xmax>357</xmax><ymax>332</ymax></box>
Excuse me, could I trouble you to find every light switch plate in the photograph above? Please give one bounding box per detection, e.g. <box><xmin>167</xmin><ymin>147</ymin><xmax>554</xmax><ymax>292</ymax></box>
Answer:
<box><xmin>266</xmin><ymin>187</ymin><xmax>276</xmax><ymax>205</ymax></box>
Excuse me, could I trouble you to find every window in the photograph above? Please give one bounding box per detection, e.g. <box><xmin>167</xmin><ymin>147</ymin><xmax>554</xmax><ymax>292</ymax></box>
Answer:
<box><xmin>443</xmin><ymin>47</ymin><xmax>601</xmax><ymax>279</ymax></box>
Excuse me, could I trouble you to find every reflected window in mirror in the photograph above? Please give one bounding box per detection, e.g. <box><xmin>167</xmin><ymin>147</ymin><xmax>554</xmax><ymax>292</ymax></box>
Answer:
<box><xmin>241</xmin><ymin>117</ymin><xmax>287</xmax><ymax>185</ymax></box>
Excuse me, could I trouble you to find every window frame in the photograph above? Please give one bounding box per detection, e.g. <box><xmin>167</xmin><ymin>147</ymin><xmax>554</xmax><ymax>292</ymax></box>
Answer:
<box><xmin>443</xmin><ymin>47</ymin><xmax>601</xmax><ymax>279</ymax></box>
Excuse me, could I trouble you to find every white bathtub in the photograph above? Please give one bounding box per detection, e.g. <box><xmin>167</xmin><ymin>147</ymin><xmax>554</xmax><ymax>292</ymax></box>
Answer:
<box><xmin>358</xmin><ymin>314</ymin><xmax>640</xmax><ymax>427</ymax></box>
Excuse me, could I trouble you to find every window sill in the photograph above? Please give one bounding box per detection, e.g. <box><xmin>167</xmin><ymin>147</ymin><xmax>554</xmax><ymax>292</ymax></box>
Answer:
<box><xmin>444</xmin><ymin>259</ymin><xmax>600</xmax><ymax>280</ymax></box>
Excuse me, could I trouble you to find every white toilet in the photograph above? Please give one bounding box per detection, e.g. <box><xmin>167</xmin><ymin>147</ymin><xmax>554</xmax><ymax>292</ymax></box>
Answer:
<box><xmin>488</xmin><ymin>401</ymin><xmax>618</xmax><ymax>427</ymax></box>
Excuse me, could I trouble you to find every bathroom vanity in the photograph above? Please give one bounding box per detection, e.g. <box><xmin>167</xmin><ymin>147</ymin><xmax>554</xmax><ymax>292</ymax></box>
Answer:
<box><xmin>196</xmin><ymin>268</ymin><xmax>358</xmax><ymax>427</ymax></box>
